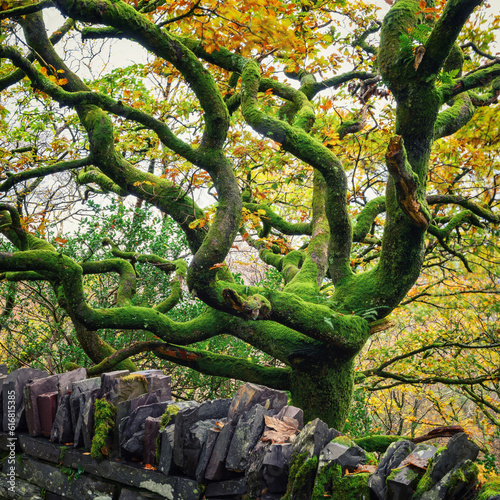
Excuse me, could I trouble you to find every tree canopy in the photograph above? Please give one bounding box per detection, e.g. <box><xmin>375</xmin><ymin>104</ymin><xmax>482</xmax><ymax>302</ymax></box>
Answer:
<box><xmin>0</xmin><ymin>0</ymin><xmax>499</xmax><ymax>429</ymax></box>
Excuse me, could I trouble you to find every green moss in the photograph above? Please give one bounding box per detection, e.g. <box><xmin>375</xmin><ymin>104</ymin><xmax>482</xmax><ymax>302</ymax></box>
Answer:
<box><xmin>312</xmin><ymin>462</ymin><xmax>342</xmax><ymax>498</ymax></box>
<box><xmin>91</xmin><ymin>399</ymin><xmax>117</xmax><ymax>460</ymax></box>
<box><xmin>332</xmin><ymin>436</ymin><xmax>356</xmax><ymax>448</ymax></box>
<box><xmin>477</xmin><ymin>476</ymin><xmax>500</xmax><ymax>500</ymax></box>
<box><xmin>283</xmin><ymin>451</ymin><xmax>318</xmax><ymax>500</ymax></box>
<box><xmin>314</xmin><ymin>466</ymin><xmax>371</xmax><ymax>500</ymax></box>
<box><xmin>64</xmin><ymin>362</ymin><xmax>82</xmax><ymax>371</ymax></box>
<box><xmin>353</xmin><ymin>434</ymin><xmax>403</xmax><ymax>453</ymax></box>
<box><xmin>155</xmin><ymin>404</ymin><xmax>181</xmax><ymax>464</ymax></box>
<box><xmin>122</xmin><ymin>373</ymin><xmax>147</xmax><ymax>383</ymax></box>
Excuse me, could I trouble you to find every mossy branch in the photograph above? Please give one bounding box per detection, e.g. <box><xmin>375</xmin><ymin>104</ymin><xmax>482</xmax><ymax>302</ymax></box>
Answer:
<box><xmin>222</xmin><ymin>288</ymin><xmax>271</xmax><ymax>320</ymax></box>
<box><xmin>0</xmin><ymin>18</ymin><xmax>74</xmax><ymax>92</ymax></box>
<box><xmin>242</xmin><ymin>203</ymin><xmax>312</xmax><ymax>236</ymax></box>
<box><xmin>311</xmin><ymin>71</ymin><xmax>376</xmax><ymax>98</ymax></box>
<box><xmin>428</xmin><ymin>210</ymin><xmax>483</xmax><ymax>239</ymax></box>
<box><xmin>0</xmin><ymin>0</ymin><xmax>54</xmax><ymax>20</ymax></box>
<box><xmin>426</xmin><ymin>195</ymin><xmax>499</xmax><ymax>223</ymax></box>
<box><xmin>77</xmin><ymin>167</ymin><xmax>128</xmax><ymax>196</ymax></box>
<box><xmin>418</xmin><ymin>0</ymin><xmax>483</xmax><ymax>81</ymax></box>
<box><xmin>434</xmin><ymin>93</ymin><xmax>475</xmax><ymax>141</ymax></box>
<box><xmin>87</xmin><ymin>340</ymin><xmax>165</xmax><ymax>375</ymax></box>
<box><xmin>80</xmin><ymin>259</ymin><xmax>136</xmax><ymax>306</ymax></box>
<box><xmin>240</xmin><ymin>60</ymin><xmax>352</xmax><ymax>284</ymax></box>
<box><xmin>352</xmin><ymin>196</ymin><xmax>386</xmax><ymax>242</ymax></box>
<box><xmin>442</xmin><ymin>62</ymin><xmax>500</xmax><ymax>101</ymax></box>
<box><xmin>0</xmin><ymin>157</ymin><xmax>92</xmax><ymax>193</ymax></box>
<box><xmin>154</xmin><ymin>342</ymin><xmax>291</xmax><ymax>390</ymax></box>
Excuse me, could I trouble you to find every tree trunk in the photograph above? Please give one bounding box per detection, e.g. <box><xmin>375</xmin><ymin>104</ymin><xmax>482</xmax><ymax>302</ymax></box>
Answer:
<box><xmin>290</xmin><ymin>355</ymin><xmax>355</xmax><ymax>431</ymax></box>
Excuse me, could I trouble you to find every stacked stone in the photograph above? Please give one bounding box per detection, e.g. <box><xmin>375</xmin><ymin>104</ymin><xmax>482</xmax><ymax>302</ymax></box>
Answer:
<box><xmin>0</xmin><ymin>364</ymin><xmax>498</xmax><ymax>500</ymax></box>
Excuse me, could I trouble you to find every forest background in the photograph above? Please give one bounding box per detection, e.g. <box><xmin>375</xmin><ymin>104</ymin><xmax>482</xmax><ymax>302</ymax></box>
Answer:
<box><xmin>0</xmin><ymin>0</ymin><xmax>499</xmax><ymax>479</ymax></box>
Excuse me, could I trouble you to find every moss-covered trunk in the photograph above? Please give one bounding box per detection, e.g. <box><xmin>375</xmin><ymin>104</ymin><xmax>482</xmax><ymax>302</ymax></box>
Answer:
<box><xmin>290</xmin><ymin>355</ymin><xmax>355</xmax><ymax>430</ymax></box>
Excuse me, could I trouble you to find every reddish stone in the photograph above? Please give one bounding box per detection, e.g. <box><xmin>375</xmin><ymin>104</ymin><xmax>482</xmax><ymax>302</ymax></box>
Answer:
<box><xmin>38</xmin><ymin>392</ymin><xmax>58</xmax><ymax>437</ymax></box>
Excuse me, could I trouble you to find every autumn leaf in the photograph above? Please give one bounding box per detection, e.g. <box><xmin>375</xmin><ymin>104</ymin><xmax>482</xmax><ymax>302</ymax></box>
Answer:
<box><xmin>346</xmin><ymin>464</ymin><xmax>378</xmax><ymax>474</ymax></box>
<box><xmin>261</xmin><ymin>415</ymin><xmax>299</xmax><ymax>443</ymax></box>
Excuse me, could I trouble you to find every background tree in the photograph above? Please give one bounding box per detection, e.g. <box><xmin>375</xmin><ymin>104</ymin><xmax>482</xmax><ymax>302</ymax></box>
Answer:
<box><xmin>0</xmin><ymin>0</ymin><xmax>499</xmax><ymax>429</ymax></box>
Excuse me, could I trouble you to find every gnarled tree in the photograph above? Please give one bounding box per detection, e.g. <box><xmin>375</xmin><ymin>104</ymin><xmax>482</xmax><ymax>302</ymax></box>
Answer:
<box><xmin>0</xmin><ymin>0</ymin><xmax>499</xmax><ymax>428</ymax></box>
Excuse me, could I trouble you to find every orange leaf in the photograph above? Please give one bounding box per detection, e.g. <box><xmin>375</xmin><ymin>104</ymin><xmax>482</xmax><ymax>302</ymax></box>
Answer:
<box><xmin>419</xmin><ymin>0</ymin><xmax>426</xmax><ymax>9</ymax></box>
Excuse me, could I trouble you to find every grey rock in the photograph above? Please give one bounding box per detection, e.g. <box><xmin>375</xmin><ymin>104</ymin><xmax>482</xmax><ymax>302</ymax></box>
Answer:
<box><xmin>195</xmin><ymin>426</ymin><xmax>221</xmax><ymax>483</ymax></box>
<box><xmin>116</xmin><ymin>392</ymin><xmax>162</xmax><ymax>458</ymax></box>
<box><xmin>368</xmin><ymin>439</ymin><xmax>415</xmax><ymax>500</ymax></box>
<box><xmin>24</xmin><ymin>375</ymin><xmax>58</xmax><ymax>436</ymax></box>
<box><xmin>173</xmin><ymin>399</ymin><xmax>229</xmax><ymax>471</ymax></box>
<box><xmin>290</xmin><ymin>418</ymin><xmax>335</xmax><ymax>459</ymax></box>
<box><xmin>70</xmin><ymin>377</ymin><xmax>101</xmax><ymax>432</ymax></box>
<box><xmin>18</xmin><ymin>434</ymin><xmax>63</xmax><ymax>463</ymax></box>
<box><xmin>73</xmin><ymin>387</ymin><xmax>100</xmax><ymax>450</ymax></box>
<box><xmin>226</xmin><ymin>383</ymin><xmax>287</xmax><ymax>425</ymax></box>
<box><xmin>274</xmin><ymin>405</ymin><xmax>304</xmax><ymax>430</ymax></box>
<box><xmin>38</xmin><ymin>391</ymin><xmax>58</xmax><ymax>437</ymax></box>
<box><xmin>205</xmin><ymin>478</ymin><xmax>247</xmax><ymax>497</ymax></box>
<box><xmin>246</xmin><ymin>441</ymin><xmax>272</xmax><ymax>499</ymax></box>
<box><xmin>101</xmin><ymin>370</ymin><xmax>155</xmax><ymax>404</ymax></box>
<box><xmin>320</xmin><ymin>442</ymin><xmax>366</xmax><ymax>474</ymax></box>
<box><xmin>119</xmin><ymin>487</ymin><xmax>165</xmax><ymax>500</ymax></box>
<box><xmin>2</xmin><ymin>367</ymin><xmax>48</xmax><ymax>431</ymax></box>
<box><xmin>181</xmin><ymin>418</ymin><xmax>218</xmax><ymax>478</ymax></box>
<box><xmin>62</xmin><ymin>447</ymin><xmax>201</xmax><ymax>499</ymax></box>
<box><xmin>0</xmin><ymin>364</ymin><xmax>7</xmax><ymax>375</ymax></box>
<box><xmin>421</xmin><ymin>459</ymin><xmax>478</xmax><ymax>500</ymax></box>
<box><xmin>262</xmin><ymin>443</ymin><xmax>293</xmax><ymax>493</ymax></box>
<box><xmin>284</xmin><ymin>418</ymin><xmax>336</xmax><ymax>500</ymax></box>
<box><xmin>143</xmin><ymin>416</ymin><xmax>162</xmax><ymax>465</ymax></box>
<box><xmin>50</xmin><ymin>393</ymin><xmax>73</xmax><ymax>444</ymax></box>
<box><xmin>57</xmin><ymin>368</ymin><xmax>86</xmax><ymax>399</ymax></box>
<box><xmin>0</xmin><ymin>473</ymin><xmax>44</xmax><ymax>499</ymax></box>
<box><xmin>204</xmin><ymin>419</ymin><xmax>233</xmax><ymax>481</ymax></box>
<box><xmin>429</xmin><ymin>432</ymin><xmax>479</xmax><ymax>484</ymax></box>
<box><xmin>10</xmin><ymin>454</ymin><xmax>118</xmax><ymax>499</ymax></box>
<box><xmin>158</xmin><ymin>424</ymin><xmax>175</xmax><ymax>475</ymax></box>
<box><xmin>386</xmin><ymin>444</ymin><xmax>437</xmax><ymax>500</ymax></box>
<box><xmin>226</xmin><ymin>403</ymin><xmax>269</xmax><ymax>472</ymax></box>
<box><xmin>120</xmin><ymin>401</ymin><xmax>171</xmax><ymax>458</ymax></box>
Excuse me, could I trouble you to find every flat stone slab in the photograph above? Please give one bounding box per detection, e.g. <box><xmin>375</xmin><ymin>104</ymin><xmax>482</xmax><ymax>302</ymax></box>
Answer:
<box><xmin>204</xmin><ymin>477</ymin><xmax>247</xmax><ymax>497</ymax></box>
<box><xmin>0</xmin><ymin>472</ymin><xmax>44</xmax><ymax>500</ymax></box>
<box><xmin>7</xmin><ymin>454</ymin><xmax>118</xmax><ymax>499</ymax></box>
<box><xmin>18</xmin><ymin>434</ymin><xmax>64</xmax><ymax>464</ymax></box>
<box><xmin>119</xmin><ymin>487</ymin><xmax>166</xmax><ymax>500</ymax></box>
<box><xmin>62</xmin><ymin>447</ymin><xmax>202</xmax><ymax>499</ymax></box>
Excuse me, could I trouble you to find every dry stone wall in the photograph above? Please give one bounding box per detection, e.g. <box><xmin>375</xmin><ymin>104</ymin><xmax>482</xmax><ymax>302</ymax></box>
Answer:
<box><xmin>0</xmin><ymin>365</ymin><xmax>498</xmax><ymax>500</ymax></box>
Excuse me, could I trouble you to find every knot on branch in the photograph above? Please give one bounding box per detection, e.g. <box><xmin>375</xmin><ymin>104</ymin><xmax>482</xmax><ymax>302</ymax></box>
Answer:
<box><xmin>222</xmin><ymin>288</ymin><xmax>271</xmax><ymax>320</ymax></box>
<box><xmin>386</xmin><ymin>136</ymin><xmax>430</xmax><ymax>230</ymax></box>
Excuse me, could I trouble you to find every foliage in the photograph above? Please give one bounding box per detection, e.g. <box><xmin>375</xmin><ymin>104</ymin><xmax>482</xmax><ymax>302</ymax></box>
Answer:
<box><xmin>0</xmin><ymin>0</ymin><xmax>499</xmax><ymax>432</ymax></box>
<box><xmin>91</xmin><ymin>398</ymin><xmax>117</xmax><ymax>460</ymax></box>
